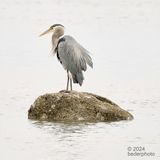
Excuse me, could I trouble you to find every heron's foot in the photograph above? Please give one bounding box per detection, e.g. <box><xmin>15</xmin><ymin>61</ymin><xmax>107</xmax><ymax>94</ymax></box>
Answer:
<box><xmin>59</xmin><ymin>90</ymin><xmax>71</xmax><ymax>93</ymax></box>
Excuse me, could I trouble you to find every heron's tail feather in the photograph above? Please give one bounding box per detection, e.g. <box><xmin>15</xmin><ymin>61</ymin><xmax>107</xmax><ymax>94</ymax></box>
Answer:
<box><xmin>82</xmin><ymin>52</ymin><xmax>93</xmax><ymax>68</ymax></box>
<box><xmin>72</xmin><ymin>72</ymin><xmax>84</xmax><ymax>86</ymax></box>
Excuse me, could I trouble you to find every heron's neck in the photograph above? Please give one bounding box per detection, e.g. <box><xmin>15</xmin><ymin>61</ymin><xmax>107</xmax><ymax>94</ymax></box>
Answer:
<box><xmin>52</xmin><ymin>27</ymin><xmax>64</xmax><ymax>48</ymax></box>
<box><xmin>52</xmin><ymin>35</ymin><xmax>59</xmax><ymax>47</ymax></box>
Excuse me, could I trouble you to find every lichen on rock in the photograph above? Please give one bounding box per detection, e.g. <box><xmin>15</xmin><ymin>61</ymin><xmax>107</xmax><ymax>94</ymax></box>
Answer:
<box><xmin>28</xmin><ymin>90</ymin><xmax>133</xmax><ymax>122</ymax></box>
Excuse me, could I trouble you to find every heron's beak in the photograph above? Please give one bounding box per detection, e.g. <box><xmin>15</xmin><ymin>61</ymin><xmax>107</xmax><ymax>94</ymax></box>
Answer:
<box><xmin>39</xmin><ymin>28</ymin><xmax>53</xmax><ymax>37</ymax></box>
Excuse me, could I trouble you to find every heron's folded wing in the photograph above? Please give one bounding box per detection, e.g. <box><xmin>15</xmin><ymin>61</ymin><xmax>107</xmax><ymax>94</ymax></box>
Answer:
<box><xmin>58</xmin><ymin>36</ymin><xmax>93</xmax><ymax>73</ymax></box>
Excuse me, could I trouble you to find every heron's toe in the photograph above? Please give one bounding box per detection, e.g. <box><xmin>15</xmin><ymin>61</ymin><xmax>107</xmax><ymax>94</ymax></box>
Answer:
<box><xmin>59</xmin><ymin>90</ymin><xmax>71</xmax><ymax>93</ymax></box>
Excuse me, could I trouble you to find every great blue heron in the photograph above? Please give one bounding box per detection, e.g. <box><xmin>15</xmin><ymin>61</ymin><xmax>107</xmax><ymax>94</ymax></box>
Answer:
<box><xmin>39</xmin><ymin>24</ymin><xmax>93</xmax><ymax>91</ymax></box>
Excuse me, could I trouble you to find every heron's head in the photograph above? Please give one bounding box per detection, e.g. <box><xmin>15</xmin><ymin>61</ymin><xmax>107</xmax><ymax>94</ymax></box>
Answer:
<box><xmin>39</xmin><ymin>24</ymin><xmax>64</xmax><ymax>37</ymax></box>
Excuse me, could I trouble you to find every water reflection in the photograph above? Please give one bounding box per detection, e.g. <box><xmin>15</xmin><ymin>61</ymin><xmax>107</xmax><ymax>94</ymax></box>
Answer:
<box><xmin>31</xmin><ymin>120</ymin><xmax>96</xmax><ymax>135</ymax></box>
<box><xmin>29</xmin><ymin>120</ymin><xmax>132</xmax><ymax>141</ymax></box>
<box><xmin>27</xmin><ymin>120</ymin><xmax>136</xmax><ymax>160</ymax></box>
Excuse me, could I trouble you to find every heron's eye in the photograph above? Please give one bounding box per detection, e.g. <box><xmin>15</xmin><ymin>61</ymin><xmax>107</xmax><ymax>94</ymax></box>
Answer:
<box><xmin>50</xmin><ymin>26</ymin><xmax>53</xmax><ymax>30</ymax></box>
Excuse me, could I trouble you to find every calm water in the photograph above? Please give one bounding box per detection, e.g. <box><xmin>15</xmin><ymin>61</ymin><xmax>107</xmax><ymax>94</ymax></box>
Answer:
<box><xmin>0</xmin><ymin>0</ymin><xmax>160</xmax><ymax>159</ymax></box>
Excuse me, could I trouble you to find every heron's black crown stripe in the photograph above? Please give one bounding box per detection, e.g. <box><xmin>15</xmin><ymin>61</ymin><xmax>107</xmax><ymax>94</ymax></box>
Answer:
<box><xmin>50</xmin><ymin>24</ymin><xmax>64</xmax><ymax>29</ymax></box>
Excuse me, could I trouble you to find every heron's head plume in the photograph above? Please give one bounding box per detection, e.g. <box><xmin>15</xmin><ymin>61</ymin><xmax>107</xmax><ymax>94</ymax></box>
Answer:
<box><xmin>39</xmin><ymin>24</ymin><xmax>64</xmax><ymax>37</ymax></box>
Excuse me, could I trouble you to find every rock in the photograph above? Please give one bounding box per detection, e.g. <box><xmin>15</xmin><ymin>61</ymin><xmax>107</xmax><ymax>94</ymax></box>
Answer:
<box><xmin>28</xmin><ymin>90</ymin><xmax>133</xmax><ymax>122</ymax></box>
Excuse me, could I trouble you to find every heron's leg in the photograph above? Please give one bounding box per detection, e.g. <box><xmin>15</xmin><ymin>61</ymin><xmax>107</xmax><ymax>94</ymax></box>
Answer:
<box><xmin>70</xmin><ymin>78</ymin><xmax>72</xmax><ymax>91</ymax></box>
<box><xmin>66</xmin><ymin>71</ymin><xmax>69</xmax><ymax>91</ymax></box>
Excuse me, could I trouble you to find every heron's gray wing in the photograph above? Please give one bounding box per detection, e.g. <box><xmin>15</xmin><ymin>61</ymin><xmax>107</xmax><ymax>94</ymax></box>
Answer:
<box><xmin>57</xmin><ymin>36</ymin><xmax>93</xmax><ymax>85</ymax></box>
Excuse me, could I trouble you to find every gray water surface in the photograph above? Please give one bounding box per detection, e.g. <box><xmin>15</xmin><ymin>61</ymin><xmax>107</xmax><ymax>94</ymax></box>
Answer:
<box><xmin>0</xmin><ymin>0</ymin><xmax>160</xmax><ymax>159</ymax></box>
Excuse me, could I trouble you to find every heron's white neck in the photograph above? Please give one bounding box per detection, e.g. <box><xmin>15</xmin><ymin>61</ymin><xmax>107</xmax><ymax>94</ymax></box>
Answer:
<box><xmin>52</xmin><ymin>35</ymin><xmax>59</xmax><ymax>48</ymax></box>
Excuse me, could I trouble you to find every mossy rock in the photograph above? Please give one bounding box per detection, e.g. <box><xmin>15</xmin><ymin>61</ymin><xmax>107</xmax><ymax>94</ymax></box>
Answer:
<box><xmin>28</xmin><ymin>90</ymin><xmax>133</xmax><ymax>122</ymax></box>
